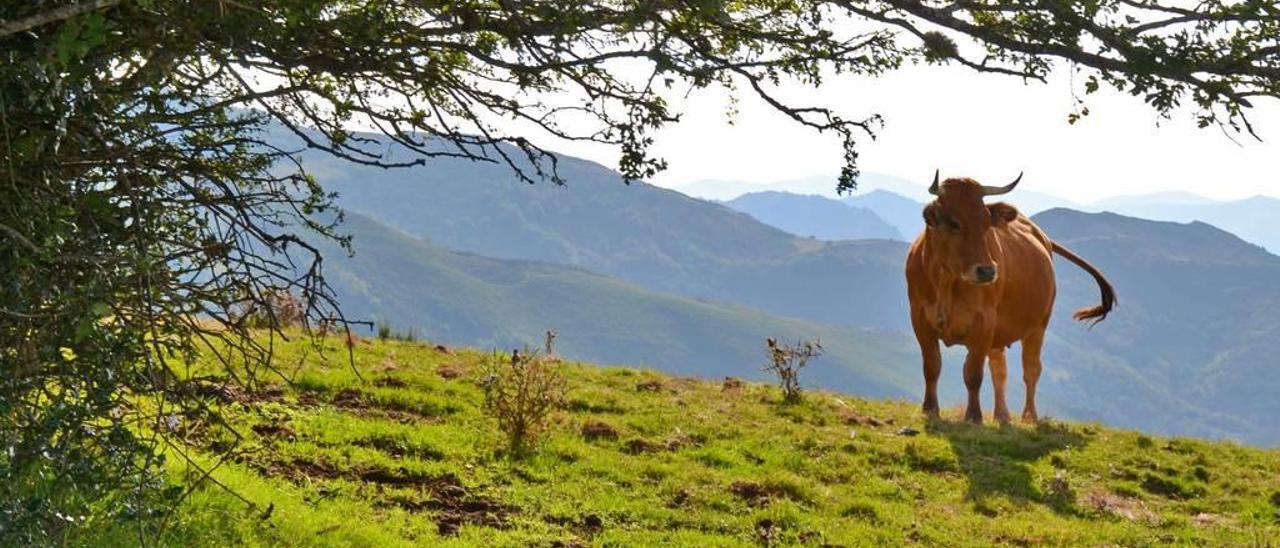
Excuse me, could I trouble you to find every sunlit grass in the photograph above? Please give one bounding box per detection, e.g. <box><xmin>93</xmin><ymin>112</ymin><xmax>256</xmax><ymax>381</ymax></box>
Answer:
<box><xmin>76</xmin><ymin>335</ymin><xmax>1280</xmax><ymax>546</ymax></box>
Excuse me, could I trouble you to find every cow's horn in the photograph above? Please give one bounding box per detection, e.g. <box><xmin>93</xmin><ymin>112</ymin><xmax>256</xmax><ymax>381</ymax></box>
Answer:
<box><xmin>981</xmin><ymin>172</ymin><xmax>1022</xmax><ymax>196</ymax></box>
<box><xmin>928</xmin><ymin>169</ymin><xmax>940</xmax><ymax>196</ymax></box>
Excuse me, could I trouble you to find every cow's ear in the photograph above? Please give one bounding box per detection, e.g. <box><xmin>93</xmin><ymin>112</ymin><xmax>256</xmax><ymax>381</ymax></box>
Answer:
<box><xmin>923</xmin><ymin>202</ymin><xmax>941</xmax><ymax>227</ymax></box>
<box><xmin>988</xmin><ymin>202</ymin><xmax>1019</xmax><ymax>226</ymax></box>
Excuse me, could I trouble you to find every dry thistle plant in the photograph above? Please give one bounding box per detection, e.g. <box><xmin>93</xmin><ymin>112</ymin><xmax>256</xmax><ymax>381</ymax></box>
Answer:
<box><xmin>764</xmin><ymin>337</ymin><xmax>824</xmax><ymax>404</ymax></box>
<box><xmin>480</xmin><ymin>348</ymin><xmax>567</xmax><ymax>455</ymax></box>
<box><xmin>543</xmin><ymin>329</ymin><xmax>560</xmax><ymax>362</ymax></box>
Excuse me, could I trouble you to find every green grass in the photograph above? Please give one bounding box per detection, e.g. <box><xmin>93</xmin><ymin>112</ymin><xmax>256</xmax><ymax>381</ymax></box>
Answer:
<box><xmin>78</xmin><ymin>336</ymin><xmax>1280</xmax><ymax>546</ymax></box>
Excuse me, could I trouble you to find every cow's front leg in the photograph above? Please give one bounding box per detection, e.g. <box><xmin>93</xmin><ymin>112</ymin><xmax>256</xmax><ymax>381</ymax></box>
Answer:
<box><xmin>961</xmin><ymin>346</ymin><xmax>986</xmax><ymax>424</ymax></box>
<box><xmin>911</xmin><ymin>309</ymin><xmax>943</xmax><ymax>418</ymax></box>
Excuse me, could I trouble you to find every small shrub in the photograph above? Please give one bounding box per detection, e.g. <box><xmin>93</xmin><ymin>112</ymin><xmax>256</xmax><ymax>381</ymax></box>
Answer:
<box><xmin>480</xmin><ymin>348</ymin><xmax>567</xmax><ymax>455</ymax></box>
<box><xmin>377</xmin><ymin>321</ymin><xmax>392</xmax><ymax>341</ymax></box>
<box><xmin>1043</xmin><ymin>468</ymin><xmax>1075</xmax><ymax>509</ymax></box>
<box><xmin>763</xmin><ymin>337</ymin><xmax>823</xmax><ymax>404</ymax></box>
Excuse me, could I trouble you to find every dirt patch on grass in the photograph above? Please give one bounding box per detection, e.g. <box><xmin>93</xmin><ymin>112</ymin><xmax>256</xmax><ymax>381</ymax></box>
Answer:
<box><xmin>1191</xmin><ymin>512</ymin><xmax>1234</xmax><ymax>527</ymax></box>
<box><xmin>581</xmin><ymin>421</ymin><xmax>619</xmax><ymax>441</ymax></box>
<box><xmin>1081</xmin><ymin>489</ymin><xmax>1162</xmax><ymax>525</ymax></box>
<box><xmin>635</xmin><ymin>379</ymin><xmax>665</xmax><ymax>392</ymax></box>
<box><xmin>839</xmin><ymin>409</ymin><xmax>891</xmax><ymax>427</ymax></box>
<box><xmin>325</xmin><ymin>388</ymin><xmax>437</xmax><ymax>424</ymax></box>
<box><xmin>622</xmin><ymin>438</ymin><xmax>662</xmax><ymax>455</ymax></box>
<box><xmin>379</xmin><ymin>474</ymin><xmax>512</xmax><ymax>535</ymax></box>
<box><xmin>437</xmin><ymin>362</ymin><xmax>468</xmax><ymax>380</ymax></box>
<box><xmin>543</xmin><ymin>512</ymin><xmax>605</xmax><ymax>539</ymax></box>
<box><xmin>666</xmin><ymin>488</ymin><xmax>691</xmax><ymax>509</ymax></box>
<box><xmin>664</xmin><ymin>431</ymin><xmax>704</xmax><ymax>451</ymax></box>
<box><xmin>186</xmin><ymin>381</ymin><xmax>285</xmax><ymax>404</ymax></box>
<box><xmin>721</xmin><ymin>377</ymin><xmax>745</xmax><ymax>391</ymax></box>
<box><xmin>729</xmin><ymin>480</ymin><xmax>807</xmax><ymax>508</ymax></box>
<box><xmin>248</xmin><ymin>456</ymin><xmax>344</xmax><ymax>483</ymax></box>
<box><xmin>251</xmin><ymin>422</ymin><xmax>296</xmax><ymax>440</ymax></box>
<box><xmin>755</xmin><ymin>518</ymin><xmax>778</xmax><ymax>545</ymax></box>
<box><xmin>332</xmin><ymin>388</ymin><xmax>367</xmax><ymax>408</ymax></box>
<box><xmin>992</xmin><ymin>533</ymin><xmax>1046</xmax><ymax>546</ymax></box>
<box><xmin>373</xmin><ymin>377</ymin><xmax>408</xmax><ymax>388</ymax></box>
<box><xmin>620</xmin><ymin>431</ymin><xmax>704</xmax><ymax>456</ymax></box>
<box><xmin>351</xmin><ymin>437</ymin><xmax>445</xmax><ymax>461</ymax></box>
<box><xmin>249</xmin><ymin>455</ymin><xmax>469</xmax><ymax>496</ymax></box>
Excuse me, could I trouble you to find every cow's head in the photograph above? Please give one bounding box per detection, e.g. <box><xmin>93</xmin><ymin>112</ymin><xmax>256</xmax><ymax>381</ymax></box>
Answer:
<box><xmin>921</xmin><ymin>171</ymin><xmax>1022</xmax><ymax>285</ymax></box>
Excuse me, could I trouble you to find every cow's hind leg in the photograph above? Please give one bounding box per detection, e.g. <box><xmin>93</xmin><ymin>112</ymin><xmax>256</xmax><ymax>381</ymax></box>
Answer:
<box><xmin>1021</xmin><ymin>327</ymin><xmax>1046</xmax><ymax>423</ymax></box>
<box><xmin>988</xmin><ymin>347</ymin><xmax>1011</xmax><ymax>424</ymax></box>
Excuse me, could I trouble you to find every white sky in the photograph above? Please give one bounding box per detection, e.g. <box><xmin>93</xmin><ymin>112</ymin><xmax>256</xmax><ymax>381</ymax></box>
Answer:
<box><xmin>541</xmin><ymin>65</ymin><xmax>1280</xmax><ymax>204</ymax></box>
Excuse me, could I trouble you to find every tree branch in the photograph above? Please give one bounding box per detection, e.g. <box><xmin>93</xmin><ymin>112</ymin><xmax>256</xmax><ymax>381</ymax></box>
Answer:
<box><xmin>0</xmin><ymin>0</ymin><xmax>123</xmax><ymax>39</ymax></box>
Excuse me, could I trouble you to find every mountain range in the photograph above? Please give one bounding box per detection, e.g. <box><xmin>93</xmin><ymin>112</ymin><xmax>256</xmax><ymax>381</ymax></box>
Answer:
<box><xmin>318</xmin><ymin>211</ymin><xmax>919</xmax><ymax>398</ymax></box>
<box><xmin>708</xmin><ymin>178</ymin><xmax>1280</xmax><ymax>254</ymax></box>
<box><xmin>292</xmin><ymin>134</ymin><xmax>1280</xmax><ymax>445</ymax></box>
<box><xmin>723</xmin><ymin>191</ymin><xmax>902</xmax><ymax>241</ymax></box>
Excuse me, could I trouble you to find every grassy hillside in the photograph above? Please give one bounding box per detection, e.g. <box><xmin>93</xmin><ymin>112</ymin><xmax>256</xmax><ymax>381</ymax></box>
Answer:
<box><xmin>81</xmin><ymin>337</ymin><xmax>1280</xmax><ymax>546</ymax></box>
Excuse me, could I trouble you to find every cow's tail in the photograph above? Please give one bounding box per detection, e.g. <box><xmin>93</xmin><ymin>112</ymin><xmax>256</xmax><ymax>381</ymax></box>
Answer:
<box><xmin>1051</xmin><ymin>241</ymin><xmax>1116</xmax><ymax>324</ymax></box>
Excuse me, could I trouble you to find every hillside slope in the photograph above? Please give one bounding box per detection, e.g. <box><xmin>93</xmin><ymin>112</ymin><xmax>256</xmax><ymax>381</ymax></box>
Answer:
<box><xmin>300</xmin><ymin>139</ymin><xmax>912</xmax><ymax>330</ymax></box>
<box><xmin>1038</xmin><ymin>209</ymin><xmax>1280</xmax><ymax>443</ymax></box>
<box><xmin>320</xmin><ymin>212</ymin><xmax>919</xmax><ymax>398</ymax></box>
<box><xmin>1084</xmin><ymin>195</ymin><xmax>1280</xmax><ymax>254</ymax></box>
<box><xmin>82</xmin><ymin>337</ymin><xmax>1280</xmax><ymax>546</ymax></box>
<box><xmin>842</xmin><ymin>189</ymin><xmax>924</xmax><ymax>241</ymax></box>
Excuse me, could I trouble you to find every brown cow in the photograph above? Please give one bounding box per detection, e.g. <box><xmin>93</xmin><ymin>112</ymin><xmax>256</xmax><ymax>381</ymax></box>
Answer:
<box><xmin>905</xmin><ymin>172</ymin><xmax>1115</xmax><ymax>424</ymax></box>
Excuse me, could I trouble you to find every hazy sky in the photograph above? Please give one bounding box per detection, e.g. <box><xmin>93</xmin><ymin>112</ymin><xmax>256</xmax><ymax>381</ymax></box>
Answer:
<box><xmin>539</xmin><ymin>65</ymin><xmax>1279</xmax><ymax>203</ymax></box>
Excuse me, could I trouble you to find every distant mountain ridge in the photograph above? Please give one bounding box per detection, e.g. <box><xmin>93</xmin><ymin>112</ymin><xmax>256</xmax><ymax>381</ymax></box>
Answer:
<box><xmin>1084</xmin><ymin>195</ymin><xmax>1280</xmax><ymax>254</ymax></box>
<box><xmin>723</xmin><ymin>191</ymin><xmax>902</xmax><ymax>241</ymax></box>
<box><xmin>842</xmin><ymin>189</ymin><xmax>926</xmax><ymax>241</ymax></box>
<box><xmin>678</xmin><ymin>172</ymin><xmax>1280</xmax><ymax>254</ymax></box>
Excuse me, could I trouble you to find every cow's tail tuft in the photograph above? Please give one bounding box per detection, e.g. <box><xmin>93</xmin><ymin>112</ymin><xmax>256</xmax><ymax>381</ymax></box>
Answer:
<box><xmin>1051</xmin><ymin>241</ymin><xmax>1116</xmax><ymax>325</ymax></box>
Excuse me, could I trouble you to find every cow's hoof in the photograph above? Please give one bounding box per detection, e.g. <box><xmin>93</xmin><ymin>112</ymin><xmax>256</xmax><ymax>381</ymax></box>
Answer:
<box><xmin>922</xmin><ymin>405</ymin><xmax>941</xmax><ymax>419</ymax></box>
<box><xmin>1021</xmin><ymin>410</ymin><xmax>1039</xmax><ymax>424</ymax></box>
<box><xmin>963</xmin><ymin>408</ymin><xmax>984</xmax><ymax>424</ymax></box>
<box><xmin>994</xmin><ymin>409</ymin><xmax>1012</xmax><ymax>424</ymax></box>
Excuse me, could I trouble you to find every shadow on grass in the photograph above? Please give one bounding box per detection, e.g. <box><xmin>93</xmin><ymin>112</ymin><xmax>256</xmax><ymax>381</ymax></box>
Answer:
<box><xmin>925</xmin><ymin>418</ymin><xmax>1089</xmax><ymax>515</ymax></box>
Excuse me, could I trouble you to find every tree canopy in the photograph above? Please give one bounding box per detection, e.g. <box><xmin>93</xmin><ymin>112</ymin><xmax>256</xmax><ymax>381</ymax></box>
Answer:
<box><xmin>1</xmin><ymin>0</ymin><xmax>1277</xmax><ymax>540</ymax></box>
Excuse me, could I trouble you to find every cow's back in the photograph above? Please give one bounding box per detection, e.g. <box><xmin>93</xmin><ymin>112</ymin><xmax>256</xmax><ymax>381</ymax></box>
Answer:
<box><xmin>991</xmin><ymin>213</ymin><xmax>1055</xmax><ymax>346</ymax></box>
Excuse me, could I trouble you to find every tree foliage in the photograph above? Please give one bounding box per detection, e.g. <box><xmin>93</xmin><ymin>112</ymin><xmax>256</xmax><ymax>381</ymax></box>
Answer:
<box><xmin>0</xmin><ymin>0</ymin><xmax>1277</xmax><ymax>540</ymax></box>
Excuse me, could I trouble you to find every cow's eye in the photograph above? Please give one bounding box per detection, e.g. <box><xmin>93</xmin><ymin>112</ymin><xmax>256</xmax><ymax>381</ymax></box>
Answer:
<box><xmin>946</xmin><ymin>218</ymin><xmax>961</xmax><ymax>231</ymax></box>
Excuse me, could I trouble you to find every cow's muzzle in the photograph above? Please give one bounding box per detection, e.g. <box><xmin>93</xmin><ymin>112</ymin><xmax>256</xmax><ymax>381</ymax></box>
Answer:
<box><xmin>971</xmin><ymin>264</ymin><xmax>998</xmax><ymax>285</ymax></box>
